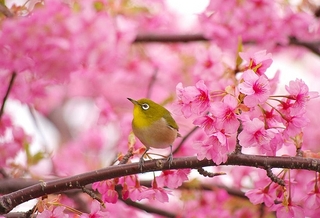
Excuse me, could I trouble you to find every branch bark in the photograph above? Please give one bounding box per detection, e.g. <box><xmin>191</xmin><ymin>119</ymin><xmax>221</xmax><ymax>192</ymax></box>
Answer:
<box><xmin>1</xmin><ymin>153</ymin><xmax>320</xmax><ymax>214</ymax></box>
<box><xmin>134</xmin><ymin>33</ymin><xmax>320</xmax><ymax>57</ymax></box>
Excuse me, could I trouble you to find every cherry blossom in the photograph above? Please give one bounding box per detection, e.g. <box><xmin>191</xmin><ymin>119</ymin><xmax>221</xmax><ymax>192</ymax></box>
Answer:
<box><xmin>238</xmin><ymin>70</ymin><xmax>270</xmax><ymax>107</ymax></box>
<box><xmin>238</xmin><ymin>118</ymin><xmax>276</xmax><ymax>153</ymax></box>
<box><xmin>176</xmin><ymin>80</ymin><xmax>210</xmax><ymax>118</ymax></box>
<box><xmin>80</xmin><ymin>200</ymin><xmax>109</xmax><ymax>218</ymax></box>
<box><xmin>156</xmin><ymin>169</ymin><xmax>190</xmax><ymax>189</ymax></box>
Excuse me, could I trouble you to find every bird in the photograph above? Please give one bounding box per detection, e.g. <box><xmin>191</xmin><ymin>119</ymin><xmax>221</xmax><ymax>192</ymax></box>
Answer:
<box><xmin>127</xmin><ymin>98</ymin><xmax>180</xmax><ymax>171</ymax></box>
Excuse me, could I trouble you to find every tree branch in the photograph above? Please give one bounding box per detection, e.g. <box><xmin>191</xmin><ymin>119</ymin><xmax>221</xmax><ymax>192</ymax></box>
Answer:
<box><xmin>134</xmin><ymin>33</ymin><xmax>207</xmax><ymax>43</ymax></box>
<box><xmin>120</xmin><ymin>198</ymin><xmax>176</xmax><ymax>218</ymax></box>
<box><xmin>0</xmin><ymin>72</ymin><xmax>16</xmax><ymax>120</ymax></box>
<box><xmin>1</xmin><ymin>153</ymin><xmax>320</xmax><ymax>214</ymax></box>
<box><xmin>134</xmin><ymin>34</ymin><xmax>320</xmax><ymax>57</ymax></box>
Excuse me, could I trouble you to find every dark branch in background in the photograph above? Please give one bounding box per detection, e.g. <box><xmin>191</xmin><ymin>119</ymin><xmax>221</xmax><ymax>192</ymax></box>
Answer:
<box><xmin>1</xmin><ymin>154</ymin><xmax>320</xmax><ymax>214</ymax></box>
<box><xmin>289</xmin><ymin>36</ymin><xmax>320</xmax><ymax>56</ymax></box>
<box><xmin>134</xmin><ymin>34</ymin><xmax>320</xmax><ymax>57</ymax></box>
<box><xmin>0</xmin><ymin>72</ymin><xmax>16</xmax><ymax>120</ymax></box>
<box><xmin>120</xmin><ymin>198</ymin><xmax>176</xmax><ymax>218</ymax></box>
<box><xmin>135</xmin><ymin>34</ymin><xmax>207</xmax><ymax>43</ymax></box>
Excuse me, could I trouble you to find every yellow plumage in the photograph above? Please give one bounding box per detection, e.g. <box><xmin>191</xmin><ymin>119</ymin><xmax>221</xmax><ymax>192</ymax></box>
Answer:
<box><xmin>128</xmin><ymin>98</ymin><xmax>180</xmax><ymax>170</ymax></box>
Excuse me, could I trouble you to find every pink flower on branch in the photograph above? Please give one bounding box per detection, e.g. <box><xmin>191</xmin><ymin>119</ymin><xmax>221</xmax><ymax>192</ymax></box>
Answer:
<box><xmin>93</xmin><ymin>179</ymin><xmax>118</xmax><ymax>204</ymax></box>
<box><xmin>194</xmin><ymin>131</ymin><xmax>232</xmax><ymax>165</ymax></box>
<box><xmin>80</xmin><ymin>200</ymin><xmax>109</xmax><ymax>218</ymax></box>
<box><xmin>193</xmin><ymin>114</ymin><xmax>217</xmax><ymax>135</ymax></box>
<box><xmin>143</xmin><ymin>180</ymin><xmax>171</xmax><ymax>203</ymax></box>
<box><xmin>238</xmin><ymin>118</ymin><xmax>276</xmax><ymax>154</ymax></box>
<box><xmin>211</xmin><ymin>94</ymin><xmax>240</xmax><ymax>134</ymax></box>
<box><xmin>156</xmin><ymin>169</ymin><xmax>191</xmax><ymax>189</ymax></box>
<box><xmin>239</xmin><ymin>50</ymin><xmax>273</xmax><ymax>75</ymax></box>
<box><xmin>238</xmin><ymin>70</ymin><xmax>270</xmax><ymax>107</ymax></box>
<box><xmin>176</xmin><ymin>80</ymin><xmax>210</xmax><ymax>118</ymax></box>
<box><xmin>285</xmin><ymin>79</ymin><xmax>319</xmax><ymax>113</ymax></box>
<box><xmin>271</xmin><ymin>199</ymin><xmax>305</xmax><ymax>218</ymax></box>
<box><xmin>246</xmin><ymin>186</ymin><xmax>275</xmax><ymax>207</ymax></box>
<box><xmin>0</xmin><ymin>1</ymin><xmax>135</xmax><ymax>81</ymax></box>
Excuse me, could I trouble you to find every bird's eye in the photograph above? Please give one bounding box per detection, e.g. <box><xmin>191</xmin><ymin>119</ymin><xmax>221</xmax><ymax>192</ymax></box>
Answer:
<box><xmin>141</xmin><ymin>103</ymin><xmax>149</xmax><ymax>110</ymax></box>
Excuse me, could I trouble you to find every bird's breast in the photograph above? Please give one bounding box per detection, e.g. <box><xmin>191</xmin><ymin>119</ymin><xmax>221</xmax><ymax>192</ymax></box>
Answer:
<box><xmin>132</xmin><ymin>117</ymin><xmax>178</xmax><ymax>149</ymax></box>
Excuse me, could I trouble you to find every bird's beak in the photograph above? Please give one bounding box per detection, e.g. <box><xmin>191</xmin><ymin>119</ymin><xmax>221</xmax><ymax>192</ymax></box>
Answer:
<box><xmin>127</xmin><ymin>98</ymin><xmax>138</xmax><ymax>105</ymax></box>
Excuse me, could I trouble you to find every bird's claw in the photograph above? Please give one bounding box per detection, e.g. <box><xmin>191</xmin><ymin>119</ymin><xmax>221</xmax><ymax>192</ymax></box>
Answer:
<box><xmin>166</xmin><ymin>153</ymin><xmax>173</xmax><ymax>168</ymax></box>
<box><xmin>166</xmin><ymin>145</ymin><xmax>173</xmax><ymax>168</ymax></box>
<box><xmin>138</xmin><ymin>157</ymin><xmax>145</xmax><ymax>171</ymax></box>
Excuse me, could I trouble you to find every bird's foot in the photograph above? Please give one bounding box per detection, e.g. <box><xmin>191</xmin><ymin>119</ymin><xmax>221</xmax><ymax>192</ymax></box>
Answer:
<box><xmin>166</xmin><ymin>145</ymin><xmax>173</xmax><ymax>168</ymax></box>
<box><xmin>138</xmin><ymin>156</ymin><xmax>145</xmax><ymax>172</ymax></box>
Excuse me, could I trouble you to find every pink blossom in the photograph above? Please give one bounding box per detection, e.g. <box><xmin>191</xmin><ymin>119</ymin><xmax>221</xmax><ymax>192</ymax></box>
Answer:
<box><xmin>80</xmin><ymin>200</ymin><xmax>109</xmax><ymax>218</ymax></box>
<box><xmin>285</xmin><ymin>79</ymin><xmax>319</xmax><ymax>113</ymax></box>
<box><xmin>283</xmin><ymin>110</ymin><xmax>309</xmax><ymax>138</ymax></box>
<box><xmin>238</xmin><ymin>70</ymin><xmax>270</xmax><ymax>107</ymax></box>
<box><xmin>193</xmin><ymin>45</ymin><xmax>224</xmax><ymax>80</ymax></box>
<box><xmin>37</xmin><ymin>206</ymin><xmax>69</xmax><ymax>218</ymax></box>
<box><xmin>238</xmin><ymin>118</ymin><xmax>275</xmax><ymax>152</ymax></box>
<box><xmin>0</xmin><ymin>126</ymin><xmax>29</xmax><ymax>167</ymax></box>
<box><xmin>246</xmin><ymin>187</ymin><xmax>275</xmax><ymax>207</ymax></box>
<box><xmin>239</xmin><ymin>50</ymin><xmax>273</xmax><ymax>75</ymax></box>
<box><xmin>0</xmin><ymin>113</ymin><xmax>12</xmax><ymax>135</ymax></box>
<box><xmin>303</xmin><ymin>189</ymin><xmax>320</xmax><ymax>209</ymax></box>
<box><xmin>156</xmin><ymin>169</ymin><xmax>191</xmax><ymax>189</ymax></box>
<box><xmin>144</xmin><ymin>180</ymin><xmax>170</xmax><ymax>203</ymax></box>
<box><xmin>0</xmin><ymin>1</ymin><xmax>134</xmax><ymax>81</ymax></box>
<box><xmin>121</xmin><ymin>177</ymin><xmax>152</xmax><ymax>201</ymax></box>
<box><xmin>271</xmin><ymin>201</ymin><xmax>305</xmax><ymax>218</ymax></box>
<box><xmin>93</xmin><ymin>180</ymin><xmax>118</xmax><ymax>204</ymax></box>
<box><xmin>211</xmin><ymin>95</ymin><xmax>240</xmax><ymax>134</ymax></box>
<box><xmin>193</xmin><ymin>115</ymin><xmax>217</xmax><ymax>135</ymax></box>
<box><xmin>194</xmin><ymin>131</ymin><xmax>230</xmax><ymax>165</ymax></box>
<box><xmin>176</xmin><ymin>80</ymin><xmax>210</xmax><ymax>118</ymax></box>
<box><xmin>95</xmin><ymin>97</ymin><xmax>117</xmax><ymax>125</ymax></box>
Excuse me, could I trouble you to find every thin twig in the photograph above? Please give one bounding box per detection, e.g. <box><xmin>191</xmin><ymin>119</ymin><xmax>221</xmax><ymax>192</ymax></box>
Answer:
<box><xmin>265</xmin><ymin>167</ymin><xmax>285</xmax><ymax>186</ymax></box>
<box><xmin>0</xmin><ymin>72</ymin><xmax>16</xmax><ymax>120</ymax></box>
<box><xmin>233</xmin><ymin>122</ymin><xmax>243</xmax><ymax>154</ymax></box>
<box><xmin>118</xmin><ymin>147</ymin><xmax>134</xmax><ymax>165</ymax></box>
<box><xmin>81</xmin><ymin>186</ymin><xmax>105</xmax><ymax>207</ymax></box>
<box><xmin>197</xmin><ymin>168</ymin><xmax>226</xmax><ymax>178</ymax></box>
<box><xmin>173</xmin><ymin>126</ymin><xmax>198</xmax><ymax>155</ymax></box>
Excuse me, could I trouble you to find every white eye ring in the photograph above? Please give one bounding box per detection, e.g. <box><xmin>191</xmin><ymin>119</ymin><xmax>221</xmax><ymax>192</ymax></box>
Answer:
<box><xmin>141</xmin><ymin>103</ymin><xmax>149</xmax><ymax>110</ymax></box>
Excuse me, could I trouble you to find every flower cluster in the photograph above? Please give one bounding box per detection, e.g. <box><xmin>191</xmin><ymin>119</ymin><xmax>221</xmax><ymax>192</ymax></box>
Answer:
<box><xmin>177</xmin><ymin>50</ymin><xmax>318</xmax><ymax>163</ymax></box>
<box><xmin>176</xmin><ymin>49</ymin><xmax>319</xmax><ymax>216</ymax></box>
<box><xmin>0</xmin><ymin>0</ymin><xmax>135</xmax><ymax>81</ymax></box>
<box><xmin>93</xmin><ymin>169</ymin><xmax>189</xmax><ymax>204</ymax></box>
<box><xmin>199</xmin><ymin>0</ymin><xmax>320</xmax><ymax>50</ymax></box>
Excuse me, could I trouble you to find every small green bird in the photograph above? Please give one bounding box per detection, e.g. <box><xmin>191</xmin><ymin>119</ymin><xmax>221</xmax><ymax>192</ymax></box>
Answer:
<box><xmin>127</xmin><ymin>98</ymin><xmax>180</xmax><ymax>170</ymax></box>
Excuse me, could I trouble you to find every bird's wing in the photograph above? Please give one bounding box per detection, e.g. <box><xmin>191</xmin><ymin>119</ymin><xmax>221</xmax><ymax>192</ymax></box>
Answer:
<box><xmin>163</xmin><ymin>113</ymin><xmax>179</xmax><ymax>131</ymax></box>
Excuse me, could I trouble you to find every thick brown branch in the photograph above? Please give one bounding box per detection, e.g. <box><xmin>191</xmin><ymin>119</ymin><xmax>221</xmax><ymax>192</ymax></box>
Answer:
<box><xmin>1</xmin><ymin>154</ymin><xmax>320</xmax><ymax>214</ymax></box>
